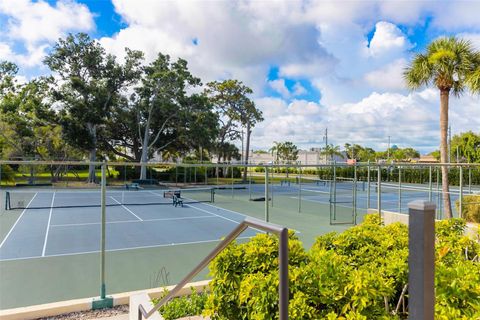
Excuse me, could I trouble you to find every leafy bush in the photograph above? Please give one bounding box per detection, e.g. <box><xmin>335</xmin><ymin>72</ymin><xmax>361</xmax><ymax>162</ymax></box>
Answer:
<box><xmin>204</xmin><ymin>215</ymin><xmax>480</xmax><ymax>319</ymax></box>
<box><xmin>0</xmin><ymin>164</ymin><xmax>15</xmax><ymax>182</ymax></box>
<box><xmin>456</xmin><ymin>195</ymin><xmax>480</xmax><ymax>223</ymax></box>
<box><xmin>153</xmin><ymin>287</ymin><xmax>207</xmax><ymax>320</ymax></box>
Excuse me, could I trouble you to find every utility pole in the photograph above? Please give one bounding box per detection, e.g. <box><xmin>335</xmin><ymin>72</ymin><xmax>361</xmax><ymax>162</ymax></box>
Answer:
<box><xmin>323</xmin><ymin>128</ymin><xmax>328</xmax><ymax>163</ymax></box>
<box><xmin>387</xmin><ymin>136</ymin><xmax>391</xmax><ymax>160</ymax></box>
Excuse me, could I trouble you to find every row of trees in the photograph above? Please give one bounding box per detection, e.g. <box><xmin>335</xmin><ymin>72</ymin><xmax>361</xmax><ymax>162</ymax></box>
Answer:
<box><xmin>266</xmin><ymin>133</ymin><xmax>480</xmax><ymax>165</ymax></box>
<box><xmin>0</xmin><ymin>33</ymin><xmax>263</xmax><ymax>182</ymax></box>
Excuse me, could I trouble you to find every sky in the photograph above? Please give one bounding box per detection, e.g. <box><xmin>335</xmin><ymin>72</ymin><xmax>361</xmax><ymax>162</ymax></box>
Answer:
<box><xmin>1</xmin><ymin>0</ymin><xmax>480</xmax><ymax>154</ymax></box>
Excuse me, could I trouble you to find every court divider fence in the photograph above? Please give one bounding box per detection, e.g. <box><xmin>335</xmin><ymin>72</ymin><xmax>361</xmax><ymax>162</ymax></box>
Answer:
<box><xmin>1</xmin><ymin>159</ymin><xmax>480</xmax><ymax>308</ymax></box>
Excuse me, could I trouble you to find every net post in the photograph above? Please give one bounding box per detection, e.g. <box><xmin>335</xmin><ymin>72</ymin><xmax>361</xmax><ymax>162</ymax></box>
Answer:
<box><xmin>459</xmin><ymin>165</ymin><xmax>463</xmax><ymax>218</ymax></box>
<box><xmin>367</xmin><ymin>161</ymin><xmax>371</xmax><ymax>209</ymax></box>
<box><xmin>265</xmin><ymin>166</ymin><xmax>269</xmax><ymax>222</ymax></box>
<box><xmin>92</xmin><ymin>161</ymin><xmax>113</xmax><ymax>310</ymax></box>
<box><xmin>5</xmin><ymin>191</ymin><xmax>9</xmax><ymax>211</ymax></box>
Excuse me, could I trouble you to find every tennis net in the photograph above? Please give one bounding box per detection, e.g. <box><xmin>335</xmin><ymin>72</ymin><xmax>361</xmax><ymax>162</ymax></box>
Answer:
<box><xmin>5</xmin><ymin>187</ymin><xmax>215</xmax><ymax>210</ymax></box>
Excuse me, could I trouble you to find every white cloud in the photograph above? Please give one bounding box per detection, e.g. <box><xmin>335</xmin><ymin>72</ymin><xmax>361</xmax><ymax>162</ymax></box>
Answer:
<box><xmin>0</xmin><ymin>0</ymin><xmax>95</xmax><ymax>70</ymax></box>
<box><xmin>0</xmin><ymin>0</ymin><xmax>94</xmax><ymax>44</ymax></box>
<box><xmin>368</xmin><ymin>21</ymin><xmax>412</xmax><ymax>57</ymax></box>
<box><xmin>378</xmin><ymin>1</ymin><xmax>427</xmax><ymax>25</ymax></box>
<box><xmin>458</xmin><ymin>33</ymin><xmax>480</xmax><ymax>50</ymax></box>
<box><xmin>1</xmin><ymin>0</ymin><xmax>479</xmax><ymax>154</ymax></box>
<box><xmin>0</xmin><ymin>42</ymin><xmax>14</xmax><ymax>61</ymax></box>
<box><xmin>251</xmin><ymin>88</ymin><xmax>480</xmax><ymax>153</ymax></box>
<box><xmin>289</xmin><ymin>100</ymin><xmax>322</xmax><ymax>115</ymax></box>
<box><xmin>268</xmin><ymin>79</ymin><xmax>290</xmax><ymax>98</ymax></box>
<box><xmin>431</xmin><ymin>1</ymin><xmax>480</xmax><ymax>31</ymax></box>
<box><xmin>364</xmin><ymin>58</ymin><xmax>408</xmax><ymax>91</ymax></box>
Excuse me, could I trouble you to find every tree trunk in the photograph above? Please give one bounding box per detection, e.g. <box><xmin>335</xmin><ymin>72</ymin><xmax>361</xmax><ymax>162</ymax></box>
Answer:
<box><xmin>139</xmin><ymin>114</ymin><xmax>152</xmax><ymax>180</ymax></box>
<box><xmin>86</xmin><ymin>123</ymin><xmax>97</xmax><ymax>183</ymax></box>
<box><xmin>440</xmin><ymin>89</ymin><xmax>453</xmax><ymax>218</ymax></box>
<box><xmin>242</xmin><ymin>124</ymin><xmax>251</xmax><ymax>182</ymax></box>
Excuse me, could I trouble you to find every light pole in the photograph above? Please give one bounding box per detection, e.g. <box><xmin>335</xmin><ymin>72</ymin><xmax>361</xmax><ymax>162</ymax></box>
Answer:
<box><xmin>387</xmin><ymin>136</ymin><xmax>391</xmax><ymax>160</ymax></box>
<box><xmin>322</xmin><ymin>128</ymin><xmax>328</xmax><ymax>164</ymax></box>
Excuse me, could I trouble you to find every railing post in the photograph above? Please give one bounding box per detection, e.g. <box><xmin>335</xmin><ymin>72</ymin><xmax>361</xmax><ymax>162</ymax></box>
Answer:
<box><xmin>408</xmin><ymin>200</ymin><xmax>435</xmax><ymax>320</ymax></box>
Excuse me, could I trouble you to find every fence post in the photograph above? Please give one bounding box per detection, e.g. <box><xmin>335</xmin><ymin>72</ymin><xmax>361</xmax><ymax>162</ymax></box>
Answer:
<box><xmin>408</xmin><ymin>200</ymin><xmax>435</xmax><ymax>320</ymax></box>
<box><xmin>377</xmin><ymin>165</ymin><xmax>382</xmax><ymax>219</ymax></box>
<box><xmin>459</xmin><ymin>166</ymin><xmax>463</xmax><ymax>218</ymax></box>
<box><xmin>367</xmin><ymin>161</ymin><xmax>371</xmax><ymax>209</ymax></box>
<box><xmin>92</xmin><ymin>161</ymin><xmax>113</xmax><ymax>309</ymax></box>
<box><xmin>428</xmin><ymin>166</ymin><xmax>432</xmax><ymax>202</ymax></box>
<box><xmin>265</xmin><ymin>166</ymin><xmax>269</xmax><ymax>222</ymax></box>
<box><xmin>298</xmin><ymin>168</ymin><xmax>302</xmax><ymax>213</ymax></box>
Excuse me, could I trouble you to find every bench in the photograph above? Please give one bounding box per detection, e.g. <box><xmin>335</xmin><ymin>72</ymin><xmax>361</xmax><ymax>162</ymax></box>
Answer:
<box><xmin>125</xmin><ymin>183</ymin><xmax>140</xmax><ymax>190</ymax></box>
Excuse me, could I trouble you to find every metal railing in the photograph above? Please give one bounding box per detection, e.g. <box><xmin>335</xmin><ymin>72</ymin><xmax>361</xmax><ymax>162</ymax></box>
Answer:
<box><xmin>137</xmin><ymin>217</ymin><xmax>289</xmax><ymax>320</ymax></box>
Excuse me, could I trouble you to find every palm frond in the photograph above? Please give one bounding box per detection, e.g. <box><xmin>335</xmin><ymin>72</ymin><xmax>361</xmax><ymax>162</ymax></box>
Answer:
<box><xmin>466</xmin><ymin>68</ymin><xmax>480</xmax><ymax>94</ymax></box>
<box><xmin>404</xmin><ymin>54</ymin><xmax>432</xmax><ymax>89</ymax></box>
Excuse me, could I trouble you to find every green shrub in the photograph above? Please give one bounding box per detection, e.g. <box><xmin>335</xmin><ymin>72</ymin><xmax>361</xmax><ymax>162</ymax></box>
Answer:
<box><xmin>153</xmin><ymin>287</ymin><xmax>207</xmax><ymax>320</ymax></box>
<box><xmin>0</xmin><ymin>164</ymin><xmax>15</xmax><ymax>183</ymax></box>
<box><xmin>205</xmin><ymin>215</ymin><xmax>480</xmax><ymax>319</ymax></box>
<box><xmin>456</xmin><ymin>195</ymin><xmax>480</xmax><ymax>223</ymax></box>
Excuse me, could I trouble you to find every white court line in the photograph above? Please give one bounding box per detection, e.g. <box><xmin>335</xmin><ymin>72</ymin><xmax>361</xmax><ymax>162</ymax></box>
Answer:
<box><xmin>50</xmin><ymin>215</ymin><xmax>215</xmax><ymax>227</ymax></box>
<box><xmin>0</xmin><ymin>235</ymin><xmax>253</xmax><ymax>262</ymax></box>
<box><xmin>109</xmin><ymin>196</ymin><xmax>143</xmax><ymax>221</ymax></box>
<box><xmin>41</xmin><ymin>192</ymin><xmax>56</xmax><ymax>257</ymax></box>
<box><xmin>195</xmin><ymin>200</ymin><xmax>301</xmax><ymax>233</ymax></box>
<box><xmin>0</xmin><ymin>192</ymin><xmax>38</xmax><ymax>249</ymax></box>
<box><xmin>185</xmin><ymin>203</ymin><xmax>243</xmax><ymax>225</ymax></box>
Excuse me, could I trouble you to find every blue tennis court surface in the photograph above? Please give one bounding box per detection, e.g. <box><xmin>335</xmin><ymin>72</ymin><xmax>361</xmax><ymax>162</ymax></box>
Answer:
<box><xmin>0</xmin><ymin>190</ymin><xmax>257</xmax><ymax>261</ymax></box>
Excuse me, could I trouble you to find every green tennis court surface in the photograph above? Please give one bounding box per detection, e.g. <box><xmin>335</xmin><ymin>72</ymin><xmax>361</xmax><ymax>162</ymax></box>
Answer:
<box><xmin>1</xmin><ymin>179</ymin><xmax>463</xmax><ymax>309</ymax></box>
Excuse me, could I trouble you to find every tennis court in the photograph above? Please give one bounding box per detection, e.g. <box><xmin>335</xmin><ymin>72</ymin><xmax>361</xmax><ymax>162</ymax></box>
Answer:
<box><xmin>0</xmin><ymin>188</ymin><xmax>256</xmax><ymax>261</ymax></box>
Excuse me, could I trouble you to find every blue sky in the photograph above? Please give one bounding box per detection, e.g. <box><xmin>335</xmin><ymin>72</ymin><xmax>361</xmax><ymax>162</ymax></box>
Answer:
<box><xmin>1</xmin><ymin>0</ymin><xmax>480</xmax><ymax>154</ymax></box>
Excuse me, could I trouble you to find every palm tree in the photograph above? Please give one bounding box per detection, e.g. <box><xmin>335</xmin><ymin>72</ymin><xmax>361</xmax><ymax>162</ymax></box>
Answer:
<box><xmin>321</xmin><ymin>144</ymin><xmax>342</xmax><ymax>162</ymax></box>
<box><xmin>467</xmin><ymin>54</ymin><xmax>480</xmax><ymax>92</ymax></box>
<box><xmin>269</xmin><ymin>141</ymin><xmax>281</xmax><ymax>163</ymax></box>
<box><xmin>404</xmin><ymin>36</ymin><xmax>480</xmax><ymax>218</ymax></box>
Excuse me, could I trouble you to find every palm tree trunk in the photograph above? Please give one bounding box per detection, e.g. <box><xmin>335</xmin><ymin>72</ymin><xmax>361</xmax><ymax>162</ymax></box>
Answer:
<box><xmin>440</xmin><ymin>89</ymin><xmax>453</xmax><ymax>218</ymax></box>
<box><xmin>242</xmin><ymin>124</ymin><xmax>251</xmax><ymax>182</ymax></box>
